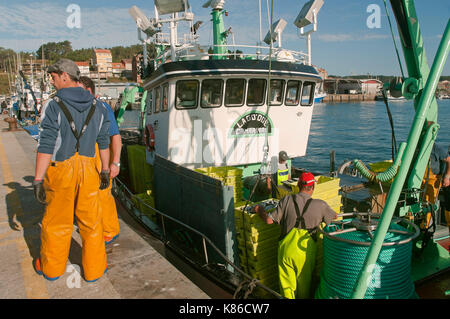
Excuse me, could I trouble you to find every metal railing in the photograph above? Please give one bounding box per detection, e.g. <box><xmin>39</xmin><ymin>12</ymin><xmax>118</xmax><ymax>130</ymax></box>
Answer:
<box><xmin>153</xmin><ymin>41</ymin><xmax>309</xmax><ymax>65</ymax></box>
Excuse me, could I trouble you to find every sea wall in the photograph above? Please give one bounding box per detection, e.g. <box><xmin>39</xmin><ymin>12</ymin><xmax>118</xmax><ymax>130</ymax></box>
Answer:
<box><xmin>323</xmin><ymin>93</ymin><xmax>376</xmax><ymax>103</ymax></box>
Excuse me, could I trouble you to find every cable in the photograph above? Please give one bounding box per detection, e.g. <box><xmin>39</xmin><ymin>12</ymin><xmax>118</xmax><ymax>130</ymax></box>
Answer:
<box><xmin>383</xmin><ymin>0</ymin><xmax>405</xmax><ymax>79</ymax></box>
<box><xmin>381</xmin><ymin>89</ymin><xmax>398</xmax><ymax>160</ymax></box>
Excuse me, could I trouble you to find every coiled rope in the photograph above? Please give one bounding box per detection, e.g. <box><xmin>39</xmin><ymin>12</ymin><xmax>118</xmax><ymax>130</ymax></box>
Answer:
<box><xmin>316</xmin><ymin>221</ymin><xmax>416</xmax><ymax>299</ymax></box>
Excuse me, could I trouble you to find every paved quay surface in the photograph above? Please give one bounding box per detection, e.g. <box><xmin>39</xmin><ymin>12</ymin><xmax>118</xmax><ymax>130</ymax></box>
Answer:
<box><xmin>0</xmin><ymin>114</ymin><xmax>209</xmax><ymax>299</ymax></box>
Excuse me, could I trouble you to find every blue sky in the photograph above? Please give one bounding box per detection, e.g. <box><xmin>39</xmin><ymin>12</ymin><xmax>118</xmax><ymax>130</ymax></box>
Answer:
<box><xmin>0</xmin><ymin>0</ymin><xmax>448</xmax><ymax>76</ymax></box>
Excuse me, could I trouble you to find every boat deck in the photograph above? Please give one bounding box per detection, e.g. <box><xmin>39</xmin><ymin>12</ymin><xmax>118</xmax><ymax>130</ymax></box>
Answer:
<box><xmin>0</xmin><ymin>114</ymin><xmax>209</xmax><ymax>299</ymax></box>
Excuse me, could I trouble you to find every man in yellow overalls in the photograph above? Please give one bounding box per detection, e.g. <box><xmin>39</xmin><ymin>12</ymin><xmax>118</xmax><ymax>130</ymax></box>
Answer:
<box><xmin>79</xmin><ymin>76</ymin><xmax>122</xmax><ymax>244</ymax></box>
<box><xmin>255</xmin><ymin>172</ymin><xmax>337</xmax><ymax>299</ymax></box>
<box><xmin>33</xmin><ymin>59</ymin><xmax>111</xmax><ymax>282</ymax></box>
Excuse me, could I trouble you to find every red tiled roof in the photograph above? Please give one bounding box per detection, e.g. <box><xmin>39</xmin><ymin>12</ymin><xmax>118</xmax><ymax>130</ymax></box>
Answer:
<box><xmin>75</xmin><ymin>61</ymin><xmax>89</xmax><ymax>66</ymax></box>
<box><xmin>95</xmin><ymin>49</ymin><xmax>111</xmax><ymax>54</ymax></box>
<box><xmin>361</xmin><ymin>79</ymin><xmax>382</xmax><ymax>84</ymax></box>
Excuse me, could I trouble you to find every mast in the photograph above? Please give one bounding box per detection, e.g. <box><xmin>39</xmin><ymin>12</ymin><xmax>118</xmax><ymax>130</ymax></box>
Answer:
<box><xmin>203</xmin><ymin>0</ymin><xmax>227</xmax><ymax>60</ymax></box>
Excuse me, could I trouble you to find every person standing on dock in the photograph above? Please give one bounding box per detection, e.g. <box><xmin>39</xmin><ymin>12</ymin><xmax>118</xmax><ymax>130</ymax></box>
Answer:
<box><xmin>79</xmin><ymin>76</ymin><xmax>122</xmax><ymax>244</ymax></box>
<box><xmin>33</xmin><ymin>59</ymin><xmax>111</xmax><ymax>282</ymax></box>
<box><xmin>254</xmin><ymin>172</ymin><xmax>337</xmax><ymax>299</ymax></box>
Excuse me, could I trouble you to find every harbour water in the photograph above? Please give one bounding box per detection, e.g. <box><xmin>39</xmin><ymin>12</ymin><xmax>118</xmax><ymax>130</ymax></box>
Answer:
<box><xmin>293</xmin><ymin>99</ymin><xmax>450</xmax><ymax>174</ymax></box>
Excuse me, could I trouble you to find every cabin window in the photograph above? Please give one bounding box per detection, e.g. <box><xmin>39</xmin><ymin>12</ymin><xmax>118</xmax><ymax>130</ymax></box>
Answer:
<box><xmin>247</xmin><ymin>79</ymin><xmax>266</xmax><ymax>106</ymax></box>
<box><xmin>285</xmin><ymin>81</ymin><xmax>301</xmax><ymax>106</ymax></box>
<box><xmin>145</xmin><ymin>90</ymin><xmax>152</xmax><ymax>115</ymax></box>
<box><xmin>301</xmin><ymin>81</ymin><xmax>315</xmax><ymax>106</ymax></box>
<box><xmin>268</xmin><ymin>79</ymin><xmax>285</xmax><ymax>106</ymax></box>
<box><xmin>175</xmin><ymin>80</ymin><xmax>199</xmax><ymax>109</ymax></box>
<box><xmin>154</xmin><ymin>86</ymin><xmax>161</xmax><ymax>113</ymax></box>
<box><xmin>225</xmin><ymin>79</ymin><xmax>245</xmax><ymax>107</ymax></box>
<box><xmin>201</xmin><ymin>79</ymin><xmax>223</xmax><ymax>108</ymax></box>
<box><xmin>162</xmin><ymin>84</ymin><xmax>169</xmax><ymax>112</ymax></box>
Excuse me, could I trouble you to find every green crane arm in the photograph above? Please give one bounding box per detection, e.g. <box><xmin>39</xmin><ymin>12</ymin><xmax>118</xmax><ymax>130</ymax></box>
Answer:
<box><xmin>116</xmin><ymin>86</ymin><xmax>141</xmax><ymax>128</ymax></box>
<box><xmin>351</xmin><ymin>0</ymin><xmax>450</xmax><ymax>299</ymax></box>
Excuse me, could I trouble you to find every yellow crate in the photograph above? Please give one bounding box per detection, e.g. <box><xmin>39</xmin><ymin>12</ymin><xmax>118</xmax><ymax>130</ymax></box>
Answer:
<box><xmin>240</xmin><ymin>252</ymin><xmax>278</xmax><ymax>271</ymax></box>
<box><xmin>195</xmin><ymin>165</ymin><xmax>243</xmax><ymax>177</ymax></box>
<box><xmin>322</xmin><ymin>195</ymin><xmax>342</xmax><ymax>208</ymax></box>
<box><xmin>244</xmin><ymin>264</ymin><xmax>278</xmax><ymax>280</ymax></box>
<box><xmin>274</xmin><ymin>185</ymin><xmax>295</xmax><ymax>199</ymax></box>
<box><xmin>291</xmin><ymin>175</ymin><xmax>340</xmax><ymax>195</ymax></box>
<box><xmin>237</xmin><ymin>237</ymin><xmax>278</xmax><ymax>256</ymax></box>
<box><xmin>236</xmin><ymin>226</ymin><xmax>281</xmax><ymax>243</ymax></box>
<box><xmin>235</xmin><ymin>217</ymin><xmax>277</xmax><ymax>233</ymax></box>
<box><xmin>132</xmin><ymin>192</ymin><xmax>157</xmax><ymax>221</ymax></box>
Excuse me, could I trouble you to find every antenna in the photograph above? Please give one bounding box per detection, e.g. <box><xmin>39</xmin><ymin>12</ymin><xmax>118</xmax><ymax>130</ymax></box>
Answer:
<box><xmin>129</xmin><ymin>5</ymin><xmax>159</xmax><ymax>37</ymax></box>
<box><xmin>263</xmin><ymin>18</ymin><xmax>287</xmax><ymax>47</ymax></box>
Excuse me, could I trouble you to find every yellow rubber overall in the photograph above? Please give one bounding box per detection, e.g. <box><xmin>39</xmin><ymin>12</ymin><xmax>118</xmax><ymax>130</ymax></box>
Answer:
<box><xmin>95</xmin><ymin>145</ymin><xmax>120</xmax><ymax>239</ymax></box>
<box><xmin>41</xmin><ymin>153</ymin><xmax>107</xmax><ymax>281</ymax></box>
<box><xmin>277</xmin><ymin>228</ymin><xmax>318</xmax><ymax>299</ymax></box>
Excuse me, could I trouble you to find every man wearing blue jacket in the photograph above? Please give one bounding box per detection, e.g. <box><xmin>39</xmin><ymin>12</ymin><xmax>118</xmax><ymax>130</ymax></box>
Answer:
<box><xmin>33</xmin><ymin>59</ymin><xmax>111</xmax><ymax>282</ymax></box>
<box><xmin>79</xmin><ymin>76</ymin><xmax>122</xmax><ymax>245</ymax></box>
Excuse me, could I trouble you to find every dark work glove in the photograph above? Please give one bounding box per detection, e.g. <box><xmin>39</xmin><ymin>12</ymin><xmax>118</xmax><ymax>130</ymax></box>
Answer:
<box><xmin>33</xmin><ymin>180</ymin><xmax>46</xmax><ymax>205</ymax></box>
<box><xmin>100</xmin><ymin>170</ymin><xmax>110</xmax><ymax>190</ymax></box>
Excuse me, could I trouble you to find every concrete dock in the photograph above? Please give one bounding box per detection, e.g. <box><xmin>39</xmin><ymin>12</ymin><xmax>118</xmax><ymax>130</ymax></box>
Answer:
<box><xmin>0</xmin><ymin>114</ymin><xmax>209</xmax><ymax>299</ymax></box>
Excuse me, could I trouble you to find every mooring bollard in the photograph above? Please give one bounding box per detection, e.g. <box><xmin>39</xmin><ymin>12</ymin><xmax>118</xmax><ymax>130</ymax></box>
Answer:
<box><xmin>4</xmin><ymin>117</ymin><xmax>18</xmax><ymax>131</ymax></box>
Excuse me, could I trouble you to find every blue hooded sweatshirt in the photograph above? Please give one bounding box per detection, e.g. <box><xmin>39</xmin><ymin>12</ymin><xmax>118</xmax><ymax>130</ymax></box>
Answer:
<box><xmin>38</xmin><ymin>87</ymin><xmax>110</xmax><ymax>162</ymax></box>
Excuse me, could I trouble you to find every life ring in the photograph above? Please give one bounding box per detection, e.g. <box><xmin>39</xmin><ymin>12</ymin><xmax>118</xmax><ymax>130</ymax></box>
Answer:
<box><xmin>144</xmin><ymin>124</ymin><xmax>155</xmax><ymax>151</ymax></box>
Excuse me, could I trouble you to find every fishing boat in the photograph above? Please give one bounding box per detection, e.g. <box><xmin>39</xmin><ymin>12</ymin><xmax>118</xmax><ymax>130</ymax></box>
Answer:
<box><xmin>314</xmin><ymin>91</ymin><xmax>326</xmax><ymax>103</ymax></box>
<box><xmin>112</xmin><ymin>0</ymin><xmax>449</xmax><ymax>299</ymax></box>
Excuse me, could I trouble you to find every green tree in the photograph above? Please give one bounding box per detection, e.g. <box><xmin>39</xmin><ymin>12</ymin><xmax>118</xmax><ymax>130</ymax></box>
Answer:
<box><xmin>36</xmin><ymin>41</ymin><xmax>73</xmax><ymax>63</ymax></box>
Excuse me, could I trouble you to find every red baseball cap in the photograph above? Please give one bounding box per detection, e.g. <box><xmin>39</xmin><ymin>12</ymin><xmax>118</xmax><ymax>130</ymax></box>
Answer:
<box><xmin>298</xmin><ymin>172</ymin><xmax>316</xmax><ymax>187</ymax></box>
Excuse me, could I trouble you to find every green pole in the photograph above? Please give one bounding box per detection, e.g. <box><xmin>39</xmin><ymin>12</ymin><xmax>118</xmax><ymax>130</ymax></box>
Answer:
<box><xmin>140</xmin><ymin>90</ymin><xmax>148</xmax><ymax>130</ymax></box>
<box><xmin>212</xmin><ymin>9</ymin><xmax>226</xmax><ymax>59</ymax></box>
<box><xmin>350</xmin><ymin>20</ymin><xmax>450</xmax><ymax>299</ymax></box>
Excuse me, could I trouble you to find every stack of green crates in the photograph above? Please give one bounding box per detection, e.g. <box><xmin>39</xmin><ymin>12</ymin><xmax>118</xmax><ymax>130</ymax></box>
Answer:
<box><xmin>127</xmin><ymin>145</ymin><xmax>154</xmax><ymax>194</ymax></box>
<box><xmin>234</xmin><ymin>199</ymin><xmax>281</xmax><ymax>297</ymax></box>
<box><xmin>194</xmin><ymin>166</ymin><xmax>244</xmax><ymax>203</ymax></box>
<box><xmin>132</xmin><ymin>190</ymin><xmax>157</xmax><ymax>223</ymax></box>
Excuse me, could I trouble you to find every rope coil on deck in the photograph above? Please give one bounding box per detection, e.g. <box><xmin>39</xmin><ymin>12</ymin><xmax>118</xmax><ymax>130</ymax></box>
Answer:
<box><xmin>315</xmin><ymin>219</ymin><xmax>417</xmax><ymax>299</ymax></box>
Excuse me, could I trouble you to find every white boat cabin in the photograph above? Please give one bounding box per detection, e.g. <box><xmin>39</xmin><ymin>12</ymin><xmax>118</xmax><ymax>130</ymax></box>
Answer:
<box><xmin>143</xmin><ymin>60</ymin><xmax>321</xmax><ymax>170</ymax></box>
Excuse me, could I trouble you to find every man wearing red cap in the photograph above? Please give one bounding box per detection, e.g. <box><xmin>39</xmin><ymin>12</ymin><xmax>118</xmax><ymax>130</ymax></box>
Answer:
<box><xmin>255</xmin><ymin>171</ymin><xmax>337</xmax><ymax>299</ymax></box>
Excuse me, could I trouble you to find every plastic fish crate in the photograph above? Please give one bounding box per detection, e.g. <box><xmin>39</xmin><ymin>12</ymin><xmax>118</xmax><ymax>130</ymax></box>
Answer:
<box><xmin>290</xmin><ymin>175</ymin><xmax>340</xmax><ymax>196</ymax></box>
<box><xmin>127</xmin><ymin>145</ymin><xmax>154</xmax><ymax>194</ymax></box>
<box><xmin>243</xmin><ymin>264</ymin><xmax>278</xmax><ymax>280</ymax></box>
<box><xmin>239</xmin><ymin>252</ymin><xmax>278</xmax><ymax>272</ymax></box>
<box><xmin>236</xmin><ymin>226</ymin><xmax>281</xmax><ymax>243</ymax></box>
<box><xmin>132</xmin><ymin>191</ymin><xmax>157</xmax><ymax>222</ymax></box>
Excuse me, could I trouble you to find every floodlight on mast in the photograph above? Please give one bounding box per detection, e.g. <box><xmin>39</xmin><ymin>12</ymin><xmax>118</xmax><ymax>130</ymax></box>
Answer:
<box><xmin>202</xmin><ymin>0</ymin><xmax>225</xmax><ymax>10</ymax></box>
<box><xmin>129</xmin><ymin>5</ymin><xmax>159</xmax><ymax>37</ymax></box>
<box><xmin>155</xmin><ymin>0</ymin><xmax>189</xmax><ymax>15</ymax></box>
<box><xmin>293</xmin><ymin>0</ymin><xmax>323</xmax><ymax>65</ymax></box>
<box><xmin>263</xmin><ymin>18</ymin><xmax>287</xmax><ymax>48</ymax></box>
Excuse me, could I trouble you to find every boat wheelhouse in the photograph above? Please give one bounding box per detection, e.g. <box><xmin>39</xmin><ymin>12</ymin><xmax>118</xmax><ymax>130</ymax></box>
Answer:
<box><xmin>127</xmin><ymin>0</ymin><xmax>325</xmax><ymax>172</ymax></box>
<box><xmin>143</xmin><ymin>59</ymin><xmax>321</xmax><ymax>168</ymax></box>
